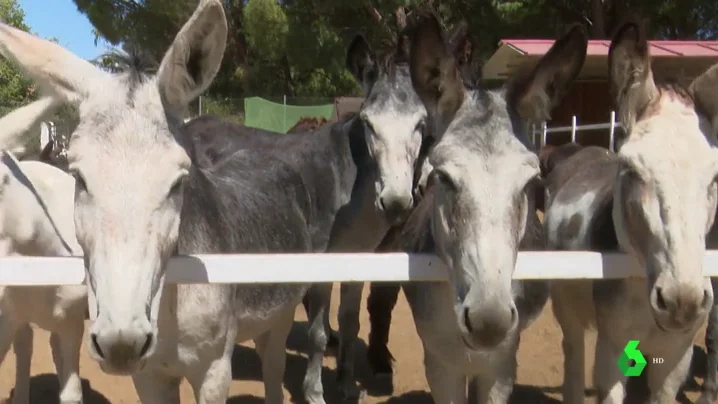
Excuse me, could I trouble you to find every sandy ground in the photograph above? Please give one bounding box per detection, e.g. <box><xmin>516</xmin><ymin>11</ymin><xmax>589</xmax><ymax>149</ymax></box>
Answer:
<box><xmin>0</xmin><ymin>283</ymin><xmax>711</xmax><ymax>404</ymax></box>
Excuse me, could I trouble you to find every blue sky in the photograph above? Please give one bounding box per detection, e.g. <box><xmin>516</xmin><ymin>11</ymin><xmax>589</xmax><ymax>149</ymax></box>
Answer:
<box><xmin>19</xmin><ymin>0</ymin><xmax>111</xmax><ymax>61</ymax></box>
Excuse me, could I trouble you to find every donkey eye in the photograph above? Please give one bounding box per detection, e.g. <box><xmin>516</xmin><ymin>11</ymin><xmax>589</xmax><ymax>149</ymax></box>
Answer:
<box><xmin>361</xmin><ymin>117</ymin><xmax>376</xmax><ymax>136</ymax></box>
<box><xmin>415</xmin><ymin>119</ymin><xmax>427</xmax><ymax>134</ymax></box>
<box><xmin>524</xmin><ymin>175</ymin><xmax>542</xmax><ymax>192</ymax></box>
<box><xmin>619</xmin><ymin>160</ymin><xmax>643</xmax><ymax>183</ymax></box>
<box><xmin>430</xmin><ymin>169</ymin><xmax>456</xmax><ymax>190</ymax></box>
<box><xmin>168</xmin><ymin>176</ymin><xmax>186</xmax><ymax>198</ymax></box>
<box><xmin>70</xmin><ymin>171</ymin><xmax>87</xmax><ymax>194</ymax></box>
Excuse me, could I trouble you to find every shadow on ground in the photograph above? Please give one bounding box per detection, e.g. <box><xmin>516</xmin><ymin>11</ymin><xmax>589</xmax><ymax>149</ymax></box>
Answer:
<box><xmin>227</xmin><ymin>320</ymin><xmax>566</xmax><ymax>403</ymax></box>
<box><xmin>6</xmin><ymin>374</ymin><xmax>111</xmax><ymax>404</ymax></box>
<box><xmin>229</xmin><ymin>319</ymin><xmax>375</xmax><ymax>403</ymax></box>
<box><xmin>227</xmin><ymin>318</ymin><xmax>714</xmax><ymax>404</ymax></box>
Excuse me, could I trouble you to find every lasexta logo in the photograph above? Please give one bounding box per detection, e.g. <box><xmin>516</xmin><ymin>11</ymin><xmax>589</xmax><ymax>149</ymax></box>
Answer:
<box><xmin>617</xmin><ymin>340</ymin><xmax>647</xmax><ymax>377</ymax></box>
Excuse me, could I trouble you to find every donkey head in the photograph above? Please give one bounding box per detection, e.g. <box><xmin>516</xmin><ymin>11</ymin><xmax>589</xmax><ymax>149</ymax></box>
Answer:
<box><xmin>610</xmin><ymin>17</ymin><xmax>717</xmax><ymax>331</ymax></box>
<box><xmin>345</xmin><ymin>23</ymin><xmax>471</xmax><ymax>226</ymax></box>
<box><xmin>409</xmin><ymin>14</ymin><xmax>586</xmax><ymax>349</ymax></box>
<box><xmin>0</xmin><ymin>0</ymin><xmax>227</xmax><ymax>374</ymax></box>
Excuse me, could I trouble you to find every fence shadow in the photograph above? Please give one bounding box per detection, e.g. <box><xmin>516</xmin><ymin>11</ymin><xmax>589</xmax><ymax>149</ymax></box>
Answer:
<box><xmin>5</xmin><ymin>374</ymin><xmax>111</xmax><ymax>404</ymax></box>
<box><xmin>228</xmin><ymin>317</ymin><xmax>415</xmax><ymax>403</ymax></box>
<box><xmin>374</xmin><ymin>384</ymin><xmax>561</xmax><ymax>404</ymax></box>
<box><xmin>227</xmin><ymin>314</ymin><xmax>568</xmax><ymax>404</ymax></box>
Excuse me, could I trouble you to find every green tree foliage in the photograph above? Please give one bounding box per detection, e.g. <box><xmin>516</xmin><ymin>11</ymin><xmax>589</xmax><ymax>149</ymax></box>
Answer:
<box><xmin>0</xmin><ymin>0</ymin><xmax>34</xmax><ymax>116</ymax></box>
<box><xmin>74</xmin><ymin>0</ymin><xmax>718</xmax><ymax>101</ymax></box>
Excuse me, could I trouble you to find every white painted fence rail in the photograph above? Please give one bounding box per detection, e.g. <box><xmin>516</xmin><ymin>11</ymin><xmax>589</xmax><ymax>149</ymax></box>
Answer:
<box><xmin>3</xmin><ymin>251</ymin><xmax>718</xmax><ymax>286</ymax></box>
<box><xmin>531</xmin><ymin>111</ymin><xmax>623</xmax><ymax>151</ymax></box>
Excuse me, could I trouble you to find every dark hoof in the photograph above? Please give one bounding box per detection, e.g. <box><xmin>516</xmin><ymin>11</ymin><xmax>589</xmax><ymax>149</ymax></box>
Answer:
<box><xmin>337</xmin><ymin>384</ymin><xmax>365</xmax><ymax>402</ymax></box>
<box><xmin>327</xmin><ymin>329</ymin><xmax>339</xmax><ymax>349</ymax></box>
<box><xmin>367</xmin><ymin>344</ymin><xmax>395</xmax><ymax>376</ymax></box>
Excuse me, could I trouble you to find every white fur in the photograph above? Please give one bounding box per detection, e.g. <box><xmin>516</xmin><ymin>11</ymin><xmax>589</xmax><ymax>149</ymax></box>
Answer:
<box><xmin>549</xmin><ymin>77</ymin><xmax>718</xmax><ymax>403</ymax></box>
<box><xmin>0</xmin><ymin>152</ymin><xmax>86</xmax><ymax>404</ymax></box>
<box><xmin>362</xmin><ymin>109</ymin><xmax>424</xmax><ymax>220</ymax></box>
<box><xmin>0</xmin><ymin>96</ymin><xmax>60</xmax><ymax>159</ymax></box>
<box><xmin>0</xmin><ymin>2</ymin><xmax>243</xmax><ymax>403</ymax></box>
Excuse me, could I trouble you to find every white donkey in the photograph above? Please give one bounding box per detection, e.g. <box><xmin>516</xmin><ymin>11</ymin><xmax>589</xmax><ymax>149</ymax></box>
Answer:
<box><xmin>546</xmin><ymin>16</ymin><xmax>718</xmax><ymax>403</ymax></box>
<box><xmin>0</xmin><ymin>97</ymin><xmax>85</xmax><ymax>404</ymax></box>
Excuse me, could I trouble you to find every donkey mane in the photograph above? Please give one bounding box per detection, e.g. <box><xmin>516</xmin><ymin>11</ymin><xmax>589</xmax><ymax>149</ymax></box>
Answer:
<box><xmin>445</xmin><ymin>89</ymin><xmax>529</xmax><ymax>152</ymax></box>
<box><xmin>636</xmin><ymin>80</ymin><xmax>696</xmax><ymax>121</ymax></box>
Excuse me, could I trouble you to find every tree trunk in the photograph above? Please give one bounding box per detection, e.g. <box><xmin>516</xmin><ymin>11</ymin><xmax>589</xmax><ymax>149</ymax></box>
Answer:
<box><xmin>282</xmin><ymin>54</ymin><xmax>294</xmax><ymax>97</ymax></box>
<box><xmin>591</xmin><ymin>0</ymin><xmax>607</xmax><ymax>38</ymax></box>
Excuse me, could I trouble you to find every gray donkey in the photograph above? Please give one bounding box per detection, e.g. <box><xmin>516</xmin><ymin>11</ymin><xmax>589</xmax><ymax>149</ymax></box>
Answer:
<box><xmin>182</xmin><ymin>23</ymin><xmax>472</xmax><ymax>401</ymax></box>
<box><xmin>545</xmin><ymin>16</ymin><xmax>718</xmax><ymax>404</ymax></box>
<box><xmin>0</xmin><ymin>1</ymin><xmax>444</xmax><ymax>403</ymax></box>
<box><xmin>396</xmin><ymin>14</ymin><xmax>587</xmax><ymax>403</ymax></box>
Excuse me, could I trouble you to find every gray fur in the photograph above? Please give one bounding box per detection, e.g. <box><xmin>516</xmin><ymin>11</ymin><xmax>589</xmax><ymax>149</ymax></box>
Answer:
<box><xmin>396</xmin><ymin>14</ymin><xmax>587</xmax><ymax>404</ymax></box>
<box><xmin>546</xmin><ymin>16</ymin><xmax>718</xmax><ymax>404</ymax></box>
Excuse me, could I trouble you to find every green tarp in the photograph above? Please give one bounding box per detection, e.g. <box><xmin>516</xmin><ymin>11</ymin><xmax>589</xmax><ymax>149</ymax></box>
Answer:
<box><xmin>244</xmin><ymin>96</ymin><xmax>335</xmax><ymax>133</ymax></box>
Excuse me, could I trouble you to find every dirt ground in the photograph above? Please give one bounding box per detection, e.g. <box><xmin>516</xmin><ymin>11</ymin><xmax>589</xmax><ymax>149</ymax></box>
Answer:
<box><xmin>0</xmin><ymin>283</ymin><xmax>711</xmax><ymax>404</ymax></box>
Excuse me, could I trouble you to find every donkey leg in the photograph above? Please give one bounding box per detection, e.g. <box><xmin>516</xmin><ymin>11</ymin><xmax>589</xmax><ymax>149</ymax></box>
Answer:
<box><xmin>51</xmin><ymin>320</ymin><xmax>84</xmax><ymax>404</ymax></box>
<box><xmin>593</xmin><ymin>336</ymin><xmax>627</xmax><ymax>404</ymax></box>
<box><xmin>550</xmin><ymin>283</ymin><xmax>586</xmax><ymax>404</ymax></box>
<box><xmin>336</xmin><ymin>282</ymin><xmax>364</xmax><ymax>400</ymax></box>
<box><xmin>0</xmin><ymin>315</ymin><xmax>24</xmax><ymax>404</ymax></box>
<box><xmin>473</xmin><ymin>340</ymin><xmax>517</xmax><ymax>404</ymax></box>
<box><xmin>303</xmin><ymin>285</ymin><xmax>337</xmax><ymax>350</ymax></box>
<box><xmin>646</xmin><ymin>344</ymin><xmax>693</xmax><ymax>404</ymax></box>
<box><xmin>303</xmin><ymin>283</ymin><xmax>331</xmax><ymax>404</ymax></box>
<box><xmin>11</xmin><ymin>324</ymin><xmax>32</xmax><ymax>404</ymax></box>
<box><xmin>474</xmin><ymin>373</ymin><xmax>514</xmax><ymax>404</ymax></box>
<box><xmin>699</xmin><ymin>278</ymin><xmax>718</xmax><ymax>404</ymax></box>
<box><xmin>255</xmin><ymin>307</ymin><xmax>294</xmax><ymax>404</ymax></box>
<box><xmin>424</xmin><ymin>351</ymin><xmax>467</xmax><ymax>404</ymax></box>
<box><xmin>132</xmin><ymin>369</ymin><xmax>181</xmax><ymax>404</ymax></box>
<box><xmin>366</xmin><ymin>282</ymin><xmax>400</xmax><ymax>376</ymax></box>
<box><xmin>50</xmin><ymin>332</ymin><xmax>63</xmax><ymax>374</ymax></box>
<box><xmin>187</xmin><ymin>355</ymin><xmax>233</xmax><ymax>404</ymax></box>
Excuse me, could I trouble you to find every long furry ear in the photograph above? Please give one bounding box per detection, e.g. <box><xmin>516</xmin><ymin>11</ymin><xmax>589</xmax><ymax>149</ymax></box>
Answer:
<box><xmin>409</xmin><ymin>13</ymin><xmax>464</xmax><ymax>138</ymax></box>
<box><xmin>157</xmin><ymin>0</ymin><xmax>228</xmax><ymax>113</ymax></box>
<box><xmin>0</xmin><ymin>24</ymin><xmax>111</xmax><ymax>105</ymax></box>
<box><xmin>447</xmin><ymin>20</ymin><xmax>471</xmax><ymax>66</ymax></box>
<box><xmin>346</xmin><ymin>34</ymin><xmax>378</xmax><ymax>94</ymax></box>
<box><xmin>691</xmin><ymin>63</ymin><xmax>718</xmax><ymax>135</ymax></box>
<box><xmin>507</xmin><ymin>24</ymin><xmax>588</xmax><ymax>122</ymax></box>
<box><xmin>0</xmin><ymin>96</ymin><xmax>61</xmax><ymax>157</ymax></box>
<box><xmin>608</xmin><ymin>14</ymin><xmax>657</xmax><ymax>134</ymax></box>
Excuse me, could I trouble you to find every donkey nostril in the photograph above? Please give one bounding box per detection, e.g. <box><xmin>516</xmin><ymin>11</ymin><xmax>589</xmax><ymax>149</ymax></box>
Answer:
<box><xmin>139</xmin><ymin>333</ymin><xmax>153</xmax><ymax>358</ymax></box>
<box><xmin>702</xmin><ymin>290</ymin><xmax>711</xmax><ymax>309</ymax></box>
<box><xmin>91</xmin><ymin>334</ymin><xmax>104</xmax><ymax>359</ymax></box>
<box><xmin>379</xmin><ymin>196</ymin><xmax>387</xmax><ymax>212</ymax></box>
<box><xmin>655</xmin><ymin>287</ymin><xmax>668</xmax><ymax>311</ymax></box>
<box><xmin>510</xmin><ymin>306</ymin><xmax>518</xmax><ymax>323</ymax></box>
<box><xmin>463</xmin><ymin>307</ymin><xmax>473</xmax><ymax>333</ymax></box>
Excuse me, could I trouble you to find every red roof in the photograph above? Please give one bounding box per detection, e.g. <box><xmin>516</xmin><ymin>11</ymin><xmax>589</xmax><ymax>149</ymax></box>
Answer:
<box><xmin>501</xmin><ymin>39</ymin><xmax>718</xmax><ymax>57</ymax></box>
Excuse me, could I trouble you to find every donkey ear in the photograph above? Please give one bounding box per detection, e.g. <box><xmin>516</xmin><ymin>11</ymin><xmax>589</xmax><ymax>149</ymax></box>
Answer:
<box><xmin>0</xmin><ymin>24</ymin><xmax>110</xmax><ymax>105</ymax></box>
<box><xmin>447</xmin><ymin>20</ymin><xmax>472</xmax><ymax>68</ymax></box>
<box><xmin>508</xmin><ymin>24</ymin><xmax>587</xmax><ymax>122</ymax></box>
<box><xmin>608</xmin><ymin>15</ymin><xmax>657</xmax><ymax>133</ymax></box>
<box><xmin>0</xmin><ymin>96</ymin><xmax>60</xmax><ymax>153</ymax></box>
<box><xmin>409</xmin><ymin>13</ymin><xmax>464</xmax><ymax>134</ymax></box>
<box><xmin>690</xmin><ymin>63</ymin><xmax>718</xmax><ymax>134</ymax></box>
<box><xmin>346</xmin><ymin>34</ymin><xmax>378</xmax><ymax>94</ymax></box>
<box><xmin>395</xmin><ymin>33</ymin><xmax>411</xmax><ymax>63</ymax></box>
<box><xmin>157</xmin><ymin>0</ymin><xmax>227</xmax><ymax>113</ymax></box>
